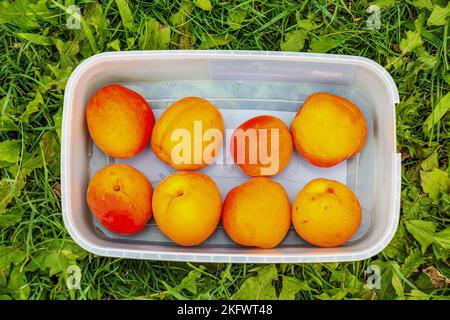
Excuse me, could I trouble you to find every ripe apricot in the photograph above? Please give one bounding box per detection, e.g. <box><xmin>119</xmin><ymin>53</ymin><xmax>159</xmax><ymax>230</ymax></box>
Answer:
<box><xmin>87</xmin><ymin>164</ymin><xmax>153</xmax><ymax>235</ymax></box>
<box><xmin>290</xmin><ymin>93</ymin><xmax>367</xmax><ymax>167</ymax></box>
<box><xmin>86</xmin><ymin>84</ymin><xmax>155</xmax><ymax>158</ymax></box>
<box><xmin>292</xmin><ymin>178</ymin><xmax>361</xmax><ymax>247</ymax></box>
<box><xmin>231</xmin><ymin>115</ymin><xmax>293</xmax><ymax>177</ymax></box>
<box><xmin>151</xmin><ymin>97</ymin><xmax>224</xmax><ymax>170</ymax></box>
<box><xmin>152</xmin><ymin>171</ymin><xmax>221</xmax><ymax>246</ymax></box>
<box><xmin>222</xmin><ymin>178</ymin><xmax>291</xmax><ymax>248</ymax></box>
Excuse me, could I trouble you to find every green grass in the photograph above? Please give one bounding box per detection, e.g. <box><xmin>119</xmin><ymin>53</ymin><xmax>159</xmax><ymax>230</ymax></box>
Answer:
<box><xmin>0</xmin><ymin>0</ymin><xmax>449</xmax><ymax>300</ymax></box>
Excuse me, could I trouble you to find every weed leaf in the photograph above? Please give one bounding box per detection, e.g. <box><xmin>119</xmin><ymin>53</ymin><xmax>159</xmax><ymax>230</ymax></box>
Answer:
<box><xmin>0</xmin><ymin>140</ymin><xmax>21</xmax><ymax>164</ymax></box>
<box><xmin>427</xmin><ymin>3</ymin><xmax>450</xmax><ymax>26</ymax></box>
<box><xmin>405</xmin><ymin>220</ymin><xmax>437</xmax><ymax>253</ymax></box>
<box><xmin>402</xmin><ymin>248</ymin><xmax>427</xmax><ymax>277</ymax></box>
<box><xmin>199</xmin><ymin>34</ymin><xmax>234</xmax><ymax>49</ymax></box>
<box><xmin>194</xmin><ymin>0</ymin><xmax>212</xmax><ymax>11</ymax></box>
<box><xmin>420</xmin><ymin>152</ymin><xmax>439</xmax><ymax>171</ymax></box>
<box><xmin>280</xmin><ymin>30</ymin><xmax>308</xmax><ymax>52</ymax></box>
<box><xmin>400</xmin><ymin>31</ymin><xmax>423</xmax><ymax>54</ymax></box>
<box><xmin>232</xmin><ymin>265</ymin><xmax>278</xmax><ymax>300</ymax></box>
<box><xmin>15</xmin><ymin>33</ymin><xmax>53</xmax><ymax>46</ymax></box>
<box><xmin>420</xmin><ymin>168</ymin><xmax>449</xmax><ymax>201</ymax></box>
<box><xmin>407</xmin><ymin>0</ymin><xmax>433</xmax><ymax>11</ymax></box>
<box><xmin>139</xmin><ymin>18</ymin><xmax>171</xmax><ymax>50</ymax></box>
<box><xmin>0</xmin><ymin>208</ymin><xmax>24</xmax><ymax>227</ymax></box>
<box><xmin>115</xmin><ymin>0</ymin><xmax>136</xmax><ymax>32</ymax></box>
<box><xmin>423</xmin><ymin>92</ymin><xmax>450</xmax><ymax>136</ymax></box>
<box><xmin>227</xmin><ymin>10</ymin><xmax>247</xmax><ymax>30</ymax></box>
<box><xmin>279</xmin><ymin>276</ymin><xmax>312</xmax><ymax>300</ymax></box>
<box><xmin>309</xmin><ymin>35</ymin><xmax>338</xmax><ymax>53</ymax></box>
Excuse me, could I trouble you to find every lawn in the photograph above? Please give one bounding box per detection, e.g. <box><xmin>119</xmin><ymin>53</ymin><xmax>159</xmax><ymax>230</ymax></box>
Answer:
<box><xmin>0</xmin><ymin>0</ymin><xmax>449</xmax><ymax>300</ymax></box>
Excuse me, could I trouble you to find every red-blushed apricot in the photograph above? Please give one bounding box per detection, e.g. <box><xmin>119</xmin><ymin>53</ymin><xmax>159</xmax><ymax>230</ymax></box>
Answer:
<box><xmin>222</xmin><ymin>177</ymin><xmax>291</xmax><ymax>248</ymax></box>
<box><xmin>292</xmin><ymin>178</ymin><xmax>361</xmax><ymax>247</ymax></box>
<box><xmin>152</xmin><ymin>171</ymin><xmax>222</xmax><ymax>246</ymax></box>
<box><xmin>290</xmin><ymin>93</ymin><xmax>367</xmax><ymax>167</ymax></box>
<box><xmin>231</xmin><ymin>115</ymin><xmax>293</xmax><ymax>177</ymax></box>
<box><xmin>86</xmin><ymin>84</ymin><xmax>155</xmax><ymax>158</ymax></box>
<box><xmin>151</xmin><ymin>97</ymin><xmax>224</xmax><ymax>170</ymax></box>
<box><xmin>87</xmin><ymin>164</ymin><xmax>152</xmax><ymax>235</ymax></box>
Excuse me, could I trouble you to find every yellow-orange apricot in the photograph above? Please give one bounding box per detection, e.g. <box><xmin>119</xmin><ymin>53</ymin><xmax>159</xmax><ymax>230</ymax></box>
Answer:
<box><xmin>231</xmin><ymin>115</ymin><xmax>293</xmax><ymax>177</ymax></box>
<box><xmin>86</xmin><ymin>84</ymin><xmax>155</xmax><ymax>158</ymax></box>
<box><xmin>152</xmin><ymin>171</ymin><xmax>221</xmax><ymax>246</ymax></box>
<box><xmin>151</xmin><ymin>97</ymin><xmax>224</xmax><ymax>170</ymax></box>
<box><xmin>87</xmin><ymin>164</ymin><xmax>153</xmax><ymax>235</ymax></box>
<box><xmin>290</xmin><ymin>93</ymin><xmax>367</xmax><ymax>167</ymax></box>
<box><xmin>292</xmin><ymin>178</ymin><xmax>361</xmax><ymax>247</ymax></box>
<box><xmin>222</xmin><ymin>178</ymin><xmax>291</xmax><ymax>248</ymax></box>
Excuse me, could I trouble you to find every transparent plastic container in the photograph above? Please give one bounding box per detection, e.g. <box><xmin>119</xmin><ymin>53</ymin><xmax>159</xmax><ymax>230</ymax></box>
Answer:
<box><xmin>62</xmin><ymin>51</ymin><xmax>401</xmax><ymax>263</ymax></box>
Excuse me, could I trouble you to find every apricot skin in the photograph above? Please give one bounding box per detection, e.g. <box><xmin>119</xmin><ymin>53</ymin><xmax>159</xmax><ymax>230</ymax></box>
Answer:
<box><xmin>290</xmin><ymin>93</ymin><xmax>367</xmax><ymax>167</ymax></box>
<box><xmin>222</xmin><ymin>178</ymin><xmax>291</xmax><ymax>249</ymax></box>
<box><xmin>231</xmin><ymin>115</ymin><xmax>293</xmax><ymax>177</ymax></box>
<box><xmin>86</xmin><ymin>84</ymin><xmax>155</xmax><ymax>158</ymax></box>
<box><xmin>151</xmin><ymin>97</ymin><xmax>224</xmax><ymax>171</ymax></box>
<box><xmin>87</xmin><ymin>164</ymin><xmax>153</xmax><ymax>235</ymax></box>
<box><xmin>152</xmin><ymin>171</ymin><xmax>222</xmax><ymax>246</ymax></box>
<box><xmin>292</xmin><ymin>178</ymin><xmax>361</xmax><ymax>247</ymax></box>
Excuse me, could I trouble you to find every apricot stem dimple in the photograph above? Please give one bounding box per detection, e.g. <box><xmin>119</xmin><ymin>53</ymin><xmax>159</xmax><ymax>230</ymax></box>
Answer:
<box><xmin>170</xmin><ymin>190</ymin><xmax>185</xmax><ymax>198</ymax></box>
<box><xmin>114</xmin><ymin>185</ymin><xmax>120</xmax><ymax>192</ymax></box>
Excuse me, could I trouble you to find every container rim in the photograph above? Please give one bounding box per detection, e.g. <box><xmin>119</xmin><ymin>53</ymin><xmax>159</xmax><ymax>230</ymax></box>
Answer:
<box><xmin>65</xmin><ymin>50</ymin><xmax>400</xmax><ymax>104</ymax></box>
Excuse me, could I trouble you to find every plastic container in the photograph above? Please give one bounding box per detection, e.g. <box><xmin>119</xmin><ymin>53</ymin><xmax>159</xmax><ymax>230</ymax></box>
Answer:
<box><xmin>62</xmin><ymin>50</ymin><xmax>401</xmax><ymax>263</ymax></box>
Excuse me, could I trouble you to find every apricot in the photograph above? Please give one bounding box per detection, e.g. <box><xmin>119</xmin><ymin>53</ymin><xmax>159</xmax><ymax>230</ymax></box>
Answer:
<box><xmin>87</xmin><ymin>164</ymin><xmax>153</xmax><ymax>235</ymax></box>
<box><xmin>231</xmin><ymin>115</ymin><xmax>293</xmax><ymax>177</ymax></box>
<box><xmin>290</xmin><ymin>93</ymin><xmax>367</xmax><ymax>167</ymax></box>
<box><xmin>292</xmin><ymin>178</ymin><xmax>361</xmax><ymax>247</ymax></box>
<box><xmin>222</xmin><ymin>178</ymin><xmax>291</xmax><ymax>248</ymax></box>
<box><xmin>151</xmin><ymin>97</ymin><xmax>224</xmax><ymax>170</ymax></box>
<box><xmin>86</xmin><ymin>84</ymin><xmax>155</xmax><ymax>158</ymax></box>
<box><xmin>152</xmin><ymin>171</ymin><xmax>221</xmax><ymax>246</ymax></box>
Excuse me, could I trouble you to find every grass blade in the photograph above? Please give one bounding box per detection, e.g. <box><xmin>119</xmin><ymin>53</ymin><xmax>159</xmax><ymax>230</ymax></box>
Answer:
<box><xmin>114</xmin><ymin>0</ymin><xmax>136</xmax><ymax>32</ymax></box>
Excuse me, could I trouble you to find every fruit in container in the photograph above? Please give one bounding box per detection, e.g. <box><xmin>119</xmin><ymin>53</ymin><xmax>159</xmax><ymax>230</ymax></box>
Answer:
<box><xmin>86</xmin><ymin>84</ymin><xmax>155</xmax><ymax>158</ymax></box>
<box><xmin>87</xmin><ymin>164</ymin><xmax>153</xmax><ymax>235</ymax></box>
<box><xmin>152</xmin><ymin>171</ymin><xmax>222</xmax><ymax>246</ymax></box>
<box><xmin>231</xmin><ymin>115</ymin><xmax>293</xmax><ymax>177</ymax></box>
<box><xmin>222</xmin><ymin>177</ymin><xmax>291</xmax><ymax>248</ymax></box>
<box><xmin>290</xmin><ymin>93</ymin><xmax>367</xmax><ymax>167</ymax></box>
<box><xmin>292</xmin><ymin>178</ymin><xmax>361</xmax><ymax>247</ymax></box>
<box><xmin>151</xmin><ymin>97</ymin><xmax>224</xmax><ymax>170</ymax></box>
